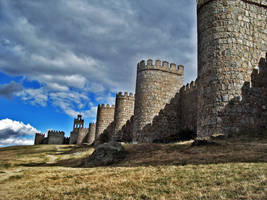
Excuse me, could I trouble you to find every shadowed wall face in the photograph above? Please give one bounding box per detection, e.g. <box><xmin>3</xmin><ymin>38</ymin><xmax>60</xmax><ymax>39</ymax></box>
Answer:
<box><xmin>133</xmin><ymin>59</ymin><xmax>184</xmax><ymax>142</ymax></box>
<box><xmin>87</xmin><ymin>123</ymin><xmax>96</xmax><ymax>145</ymax></box>
<box><xmin>95</xmin><ymin>104</ymin><xmax>115</xmax><ymax>139</ymax></box>
<box><xmin>197</xmin><ymin>0</ymin><xmax>267</xmax><ymax>137</ymax></box>
<box><xmin>34</xmin><ymin>133</ymin><xmax>45</xmax><ymax>145</ymax></box>
<box><xmin>76</xmin><ymin>129</ymin><xmax>89</xmax><ymax>145</ymax></box>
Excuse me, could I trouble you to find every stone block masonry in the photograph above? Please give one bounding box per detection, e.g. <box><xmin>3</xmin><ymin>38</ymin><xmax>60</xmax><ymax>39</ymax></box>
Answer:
<box><xmin>70</xmin><ymin>114</ymin><xmax>85</xmax><ymax>144</ymax></box>
<box><xmin>197</xmin><ymin>0</ymin><xmax>267</xmax><ymax>137</ymax></box>
<box><xmin>113</xmin><ymin>92</ymin><xmax>135</xmax><ymax>140</ymax></box>
<box><xmin>133</xmin><ymin>59</ymin><xmax>184</xmax><ymax>142</ymax></box>
<box><xmin>179</xmin><ymin>81</ymin><xmax>198</xmax><ymax>132</ymax></box>
<box><xmin>95</xmin><ymin>104</ymin><xmax>115</xmax><ymax>139</ymax></box>
<box><xmin>76</xmin><ymin>128</ymin><xmax>89</xmax><ymax>145</ymax></box>
<box><xmin>48</xmin><ymin>130</ymin><xmax>65</xmax><ymax>144</ymax></box>
<box><xmin>87</xmin><ymin>123</ymin><xmax>96</xmax><ymax>145</ymax></box>
<box><xmin>34</xmin><ymin>133</ymin><xmax>45</xmax><ymax>145</ymax></box>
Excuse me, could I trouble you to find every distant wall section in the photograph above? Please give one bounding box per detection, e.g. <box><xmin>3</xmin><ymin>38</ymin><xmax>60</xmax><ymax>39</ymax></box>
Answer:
<box><xmin>48</xmin><ymin>130</ymin><xmax>65</xmax><ymax>144</ymax></box>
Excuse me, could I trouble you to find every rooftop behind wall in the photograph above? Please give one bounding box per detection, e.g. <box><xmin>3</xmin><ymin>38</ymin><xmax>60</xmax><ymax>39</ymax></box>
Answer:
<box><xmin>137</xmin><ymin>59</ymin><xmax>184</xmax><ymax>76</ymax></box>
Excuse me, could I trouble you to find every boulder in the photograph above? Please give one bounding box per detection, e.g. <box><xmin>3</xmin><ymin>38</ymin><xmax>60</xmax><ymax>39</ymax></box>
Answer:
<box><xmin>85</xmin><ymin>142</ymin><xmax>126</xmax><ymax>167</ymax></box>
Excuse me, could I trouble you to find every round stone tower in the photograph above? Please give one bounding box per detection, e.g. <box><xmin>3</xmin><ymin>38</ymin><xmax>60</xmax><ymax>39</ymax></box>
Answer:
<box><xmin>86</xmin><ymin>123</ymin><xmax>96</xmax><ymax>145</ymax></box>
<box><xmin>133</xmin><ymin>59</ymin><xmax>184</xmax><ymax>142</ymax></box>
<box><xmin>197</xmin><ymin>0</ymin><xmax>267</xmax><ymax>137</ymax></box>
<box><xmin>95</xmin><ymin>104</ymin><xmax>115</xmax><ymax>139</ymax></box>
<box><xmin>113</xmin><ymin>92</ymin><xmax>135</xmax><ymax>140</ymax></box>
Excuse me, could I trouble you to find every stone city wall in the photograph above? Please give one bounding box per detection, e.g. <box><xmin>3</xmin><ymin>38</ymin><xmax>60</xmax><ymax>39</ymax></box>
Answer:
<box><xmin>87</xmin><ymin>123</ymin><xmax>96</xmax><ymax>145</ymax></box>
<box><xmin>113</xmin><ymin>92</ymin><xmax>135</xmax><ymax>140</ymax></box>
<box><xmin>179</xmin><ymin>81</ymin><xmax>198</xmax><ymax>131</ymax></box>
<box><xmin>197</xmin><ymin>0</ymin><xmax>267</xmax><ymax>137</ymax></box>
<box><xmin>95</xmin><ymin>104</ymin><xmax>115</xmax><ymax>139</ymax></box>
<box><xmin>76</xmin><ymin>128</ymin><xmax>89</xmax><ymax>145</ymax></box>
<box><xmin>34</xmin><ymin>133</ymin><xmax>45</xmax><ymax>145</ymax></box>
<box><xmin>70</xmin><ymin>131</ymin><xmax>78</xmax><ymax>144</ymax></box>
<box><xmin>133</xmin><ymin>59</ymin><xmax>184</xmax><ymax>142</ymax></box>
<box><xmin>48</xmin><ymin>130</ymin><xmax>65</xmax><ymax>144</ymax></box>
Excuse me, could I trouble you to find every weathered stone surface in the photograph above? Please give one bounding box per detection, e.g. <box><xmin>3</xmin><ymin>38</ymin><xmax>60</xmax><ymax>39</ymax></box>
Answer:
<box><xmin>48</xmin><ymin>130</ymin><xmax>65</xmax><ymax>144</ymax></box>
<box><xmin>85</xmin><ymin>142</ymin><xmax>126</xmax><ymax>167</ymax></box>
<box><xmin>197</xmin><ymin>0</ymin><xmax>267</xmax><ymax>137</ymax></box>
<box><xmin>86</xmin><ymin>123</ymin><xmax>96</xmax><ymax>145</ymax></box>
<box><xmin>133</xmin><ymin>59</ymin><xmax>184</xmax><ymax>142</ymax></box>
<box><xmin>95</xmin><ymin>104</ymin><xmax>115</xmax><ymax>139</ymax></box>
<box><xmin>113</xmin><ymin>92</ymin><xmax>135</xmax><ymax>141</ymax></box>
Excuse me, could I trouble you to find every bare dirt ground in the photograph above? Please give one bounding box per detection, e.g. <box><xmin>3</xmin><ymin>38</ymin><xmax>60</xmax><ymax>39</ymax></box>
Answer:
<box><xmin>0</xmin><ymin>133</ymin><xmax>266</xmax><ymax>200</ymax></box>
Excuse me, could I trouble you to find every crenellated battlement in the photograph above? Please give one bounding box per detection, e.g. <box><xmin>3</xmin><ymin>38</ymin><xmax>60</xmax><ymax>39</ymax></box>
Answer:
<box><xmin>48</xmin><ymin>130</ymin><xmax>65</xmax><ymax>136</ymax></box>
<box><xmin>35</xmin><ymin>133</ymin><xmax>45</xmax><ymax>137</ymax></box>
<box><xmin>180</xmin><ymin>80</ymin><xmax>198</xmax><ymax>93</ymax></box>
<box><xmin>251</xmin><ymin>53</ymin><xmax>267</xmax><ymax>87</ymax></box>
<box><xmin>116</xmin><ymin>92</ymin><xmax>135</xmax><ymax>99</ymax></box>
<box><xmin>137</xmin><ymin>59</ymin><xmax>184</xmax><ymax>75</ymax></box>
<box><xmin>99</xmin><ymin>104</ymin><xmax>115</xmax><ymax>109</ymax></box>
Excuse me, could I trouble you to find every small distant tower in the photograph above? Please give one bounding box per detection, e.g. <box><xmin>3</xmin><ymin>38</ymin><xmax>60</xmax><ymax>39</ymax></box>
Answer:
<box><xmin>133</xmin><ymin>59</ymin><xmax>184</xmax><ymax>142</ymax></box>
<box><xmin>70</xmin><ymin>114</ymin><xmax>85</xmax><ymax>144</ymax></box>
<box><xmin>113</xmin><ymin>92</ymin><xmax>135</xmax><ymax>140</ymax></box>
<box><xmin>73</xmin><ymin>114</ymin><xmax>84</xmax><ymax>129</ymax></box>
<box><xmin>87</xmin><ymin>123</ymin><xmax>96</xmax><ymax>145</ymax></box>
<box><xmin>95</xmin><ymin>104</ymin><xmax>115</xmax><ymax>139</ymax></box>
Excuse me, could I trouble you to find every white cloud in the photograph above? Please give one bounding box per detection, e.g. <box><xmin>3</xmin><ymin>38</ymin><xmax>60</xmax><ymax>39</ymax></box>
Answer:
<box><xmin>17</xmin><ymin>88</ymin><xmax>48</xmax><ymax>107</ymax></box>
<box><xmin>0</xmin><ymin>137</ymin><xmax>34</xmax><ymax>147</ymax></box>
<box><xmin>0</xmin><ymin>0</ymin><xmax>197</xmax><ymax>120</ymax></box>
<box><xmin>0</xmin><ymin>118</ymin><xmax>39</xmax><ymax>137</ymax></box>
<box><xmin>0</xmin><ymin>118</ymin><xmax>38</xmax><ymax>147</ymax></box>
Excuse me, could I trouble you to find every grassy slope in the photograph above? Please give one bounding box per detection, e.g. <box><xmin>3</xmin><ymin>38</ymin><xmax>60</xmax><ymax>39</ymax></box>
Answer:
<box><xmin>0</xmin><ymin>134</ymin><xmax>266</xmax><ymax>200</ymax></box>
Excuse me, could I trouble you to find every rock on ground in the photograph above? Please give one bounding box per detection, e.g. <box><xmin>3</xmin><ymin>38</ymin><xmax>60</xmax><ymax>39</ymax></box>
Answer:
<box><xmin>85</xmin><ymin>142</ymin><xmax>126</xmax><ymax>167</ymax></box>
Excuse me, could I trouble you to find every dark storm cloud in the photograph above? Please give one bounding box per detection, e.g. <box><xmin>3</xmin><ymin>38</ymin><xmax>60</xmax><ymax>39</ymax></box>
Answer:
<box><xmin>0</xmin><ymin>81</ymin><xmax>23</xmax><ymax>99</ymax></box>
<box><xmin>0</xmin><ymin>0</ymin><xmax>197</xmax><ymax>116</ymax></box>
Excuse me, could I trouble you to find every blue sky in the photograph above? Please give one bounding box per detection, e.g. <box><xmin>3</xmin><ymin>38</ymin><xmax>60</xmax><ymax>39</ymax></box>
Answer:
<box><xmin>0</xmin><ymin>0</ymin><xmax>197</xmax><ymax>147</ymax></box>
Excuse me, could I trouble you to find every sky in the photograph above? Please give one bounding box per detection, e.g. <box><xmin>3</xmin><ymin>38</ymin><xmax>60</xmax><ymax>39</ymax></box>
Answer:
<box><xmin>0</xmin><ymin>0</ymin><xmax>197</xmax><ymax>147</ymax></box>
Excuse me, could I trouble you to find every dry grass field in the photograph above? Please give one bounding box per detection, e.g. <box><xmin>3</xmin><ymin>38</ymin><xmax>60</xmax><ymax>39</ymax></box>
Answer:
<box><xmin>0</xmin><ymin>132</ymin><xmax>266</xmax><ymax>200</ymax></box>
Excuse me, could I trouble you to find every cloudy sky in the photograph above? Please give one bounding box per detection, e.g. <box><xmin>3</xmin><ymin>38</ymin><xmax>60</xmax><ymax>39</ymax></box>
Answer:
<box><xmin>0</xmin><ymin>0</ymin><xmax>197</xmax><ymax>147</ymax></box>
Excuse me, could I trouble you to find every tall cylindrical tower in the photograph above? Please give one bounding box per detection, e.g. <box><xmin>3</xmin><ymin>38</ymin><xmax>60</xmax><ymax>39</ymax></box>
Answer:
<box><xmin>197</xmin><ymin>0</ymin><xmax>267</xmax><ymax>137</ymax></box>
<box><xmin>133</xmin><ymin>59</ymin><xmax>184</xmax><ymax>142</ymax></box>
<box><xmin>95</xmin><ymin>104</ymin><xmax>115</xmax><ymax>139</ymax></box>
<box><xmin>113</xmin><ymin>92</ymin><xmax>135</xmax><ymax>140</ymax></box>
<box><xmin>87</xmin><ymin>123</ymin><xmax>96</xmax><ymax>145</ymax></box>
